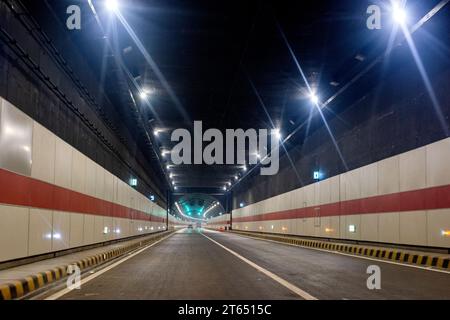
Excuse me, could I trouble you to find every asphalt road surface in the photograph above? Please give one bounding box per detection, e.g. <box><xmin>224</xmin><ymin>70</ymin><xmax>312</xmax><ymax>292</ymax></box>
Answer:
<box><xmin>56</xmin><ymin>228</ymin><xmax>450</xmax><ymax>300</ymax></box>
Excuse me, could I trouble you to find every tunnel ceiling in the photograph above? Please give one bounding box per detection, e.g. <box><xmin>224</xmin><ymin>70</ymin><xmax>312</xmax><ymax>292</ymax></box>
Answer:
<box><xmin>27</xmin><ymin>0</ymin><xmax>448</xmax><ymax>197</ymax></box>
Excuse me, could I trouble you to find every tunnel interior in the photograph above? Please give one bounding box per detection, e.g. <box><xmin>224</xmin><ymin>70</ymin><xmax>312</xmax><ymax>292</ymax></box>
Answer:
<box><xmin>0</xmin><ymin>0</ymin><xmax>449</xmax><ymax>303</ymax></box>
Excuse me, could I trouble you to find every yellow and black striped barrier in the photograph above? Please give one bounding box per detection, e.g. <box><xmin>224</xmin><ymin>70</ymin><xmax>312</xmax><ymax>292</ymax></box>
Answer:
<box><xmin>231</xmin><ymin>230</ymin><xmax>450</xmax><ymax>270</ymax></box>
<box><xmin>0</xmin><ymin>231</ymin><xmax>173</xmax><ymax>300</ymax></box>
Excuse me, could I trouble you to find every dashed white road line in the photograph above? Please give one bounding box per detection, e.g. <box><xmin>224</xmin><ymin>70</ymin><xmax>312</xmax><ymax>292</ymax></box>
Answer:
<box><xmin>201</xmin><ymin>232</ymin><xmax>318</xmax><ymax>300</ymax></box>
<box><xmin>44</xmin><ymin>232</ymin><xmax>176</xmax><ymax>300</ymax></box>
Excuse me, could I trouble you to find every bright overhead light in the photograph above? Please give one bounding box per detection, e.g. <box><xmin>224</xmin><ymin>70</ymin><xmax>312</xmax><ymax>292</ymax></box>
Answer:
<box><xmin>222</xmin><ymin>186</ymin><xmax>226</xmax><ymax>191</ymax></box>
<box><xmin>140</xmin><ymin>91</ymin><xmax>148</xmax><ymax>99</ymax></box>
<box><xmin>243</xmin><ymin>165</ymin><xmax>247</xmax><ymax>171</ymax></box>
<box><xmin>234</xmin><ymin>175</ymin><xmax>238</xmax><ymax>180</ymax></box>
<box><xmin>153</xmin><ymin>129</ymin><xmax>160</xmax><ymax>136</ymax></box>
<box><xmin>392</xmin><ymin>3</ymin><xmax>407</xmax><ymax>24</ymax></box>
<box><xmin>105</xmin><ymin>0</ymin><xmax>119</xmax><ymax>11</ymax></box>
<box><xmin>274</xmin><ymin>128</ymin><xmax>282</xmax><ymax>139</ymax></box>
<box><xmin>139</xmin><ymin>88</ymin><xmax>154</xmax><ymax>100</ymax></box>
<box><xmin>227</xmin><ymin>181</ymin><xmax>231</xmax><ymax>186</ymax></box>
<box><xmin>174</xmin><ymin>186</ymin><xmax>178</xmax><ymax>190</ymax></box>
<box><xmin>310</xmin><ymin>92</ymin><xmax>319</xmax><ymax>104</ymax></box>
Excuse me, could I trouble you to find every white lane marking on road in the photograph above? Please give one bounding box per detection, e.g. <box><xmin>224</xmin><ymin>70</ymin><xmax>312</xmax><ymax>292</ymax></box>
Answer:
<box><xmin>233</xmin><ymin>233</ymin><xmax>450</xmax><ymax>275</ymax></box>
<box><xmin>201</xmin><ymin>232</ymin><xmax>317</xmax><ymax>300</ymax></box>
<box><xmin>45</xmin><ymin>232</ymin><xmax>177</xmax><ymax>300</ymax></box>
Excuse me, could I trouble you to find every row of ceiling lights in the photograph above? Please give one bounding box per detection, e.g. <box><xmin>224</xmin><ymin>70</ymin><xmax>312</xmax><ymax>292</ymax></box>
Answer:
<box><xmin>105</xmin><ymin>0</ymin><xmax>409</xmax><ymax>193</ymax></box>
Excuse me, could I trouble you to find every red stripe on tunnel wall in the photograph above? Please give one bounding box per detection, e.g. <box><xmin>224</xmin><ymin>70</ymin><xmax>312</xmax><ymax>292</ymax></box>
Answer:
<box><xmin>233</xmin><ymin>184</ymin><xmax>450</xmax><ymax>223</ymax></box>
<box><xmin>0</xmin><ymin>168</ymin><xmax>166</xmax><ymax>223</ymax></box>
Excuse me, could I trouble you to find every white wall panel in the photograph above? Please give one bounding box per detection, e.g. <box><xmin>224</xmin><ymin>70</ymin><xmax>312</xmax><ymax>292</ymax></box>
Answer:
<box><xmin>318</xmin><ymin>179</ymin><xmax>331</xmax><ymax>205</ymax></box>
<box><xmin>31</xmin><ymin>122</ymin><xmax>55</xmax><ymax>184</ymax></box>
<box><xmin>378</xmin><ymin>212</ymin><xmax>400</xmax><ymax>244</ymax></box>
<box><xmin>83</xmin><ymin>214</ymin><xmax>95</xmax><ymax>245</ymax></box>
<box><xmin>426</xmin><ymin>138</ymin><xmax>450</xmax><ymax>188</ymax></box>
<box><xmin>378</xmin><ymin>155</ymin><xmax>399</xmax><ymax>195</ymax></box>
<box><xmin>360</xmin><ymin>214</ymin><xmax>378</xmax><ymax>242</ymax></box>
<box><xmin>0</xmin><ymin>205</ymin><xmax>29</xmax><ymax>261</ymax></box>
<box><xmin>104</xmin><ymin>171</ymin><xmax>114</xmax><ymax>202</ymax></box>
<box><xmin>71</xmin><ymin>150</ymin><xmax>86</xmax><ymax>194</ymax></box>
<box><xmin>400</xmin><ymin>147</ymin><xmax>426</xmax><ymax>192</ymax></box>
<box><xmin>399</xmin><ymin>211</ymin><xmax>427</xmax><ymax>246</ymax></box>
<box><xmin>346</xmin><ymin>169</ymin><xmax>361</xmax><ymax>201</ymax></box>
<box><xmin>28</xmin><ymin>208</ymin><xmax>52</xmax><ymax>256</ymax></box>
<box><xmin>427</xmin><ymin>209</ymin><xmax>450</xmax><ymax>247</ymax></box>
<box><xmin>54</xmin><ymin>138</ymin><xmax>72</xmax><ymax>189</ymax></box>
<box><xmin>360</xmin><ymin>163</ymin><xmax>378</xmax><ymax>198</ymax></box>
<box><xmin>69</xmin><ymin>213</ymin><xmax>84</xmax><ymax>248</ymax></box>
<box><xmin>95</xmin><ymin>164</ymin><xmax>105</xmax><ymax>200</ymax></box>
<box><xmin>52</xmin><ymin>211</ymin><xmax>70</xmax><ymax>251</ymax></box>
<box><xmin>85</xmin><ymin>159</ymin><xmax>96</xmax><ymax>197</ymax></box>
<box><xmin>329</xmin><ymin>176</ymin><xmax>340</xmax><ymax>203</ymax></box>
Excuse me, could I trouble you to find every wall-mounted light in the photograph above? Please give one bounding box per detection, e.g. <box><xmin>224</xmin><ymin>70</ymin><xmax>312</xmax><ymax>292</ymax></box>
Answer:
<box><xmin>441</xmin><ymin>230</ymin><xmax>450</xmax><ymax>237</ymax></box>
<box><xmin>130</xmin><ymin>178</ymin><xmax>138</xmax><ymax>186</ymax></box>
<box><xmin>239</xmin><ymin>202</ymin><xmax>244</xmax><ymax>208</ymax></box>
<box><xmin>348</xmin><ymin>225</ymin><xmax>356</xmax><ymax>233</ymax></box>
<box><xmin>325</xmin><ymin>227</ymin><xmax>333</xmax><ymax>233</ymax></box>
<box><xmin>313</xmin><ymin>171</ymin><xmax>323</xmax><ymax>180</ymax></box>
<box><xmin>103</xmin><ymin>227</ymin><xmax>109</xmax><ymax>234</ymax></box>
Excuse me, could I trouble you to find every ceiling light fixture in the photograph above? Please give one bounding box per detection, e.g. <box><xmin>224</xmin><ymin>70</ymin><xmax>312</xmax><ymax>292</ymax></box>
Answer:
<box><xmin>105</xmin><ymin>0</ymin><xmax>119</xmax><ymax>11</ymax></box>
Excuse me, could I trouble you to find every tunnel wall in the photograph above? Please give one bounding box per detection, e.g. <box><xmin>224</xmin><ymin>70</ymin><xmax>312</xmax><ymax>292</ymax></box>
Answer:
<box><xmin>0</xmin><ymin>1</ymin><xmax>167</xmax><ymax>207</ymax></box>
<box><xmin>206</xmin><ymin>214</ymin><xmax>231</xmax><ymax>230</ymax></box>
<box><xmin>232</xmin><ymin>138</ymin><xmax>450</xmax><ymax>248</ymax></box>
<box><xmin>0</xmin><ymin>96</ymin><xmax>167</xmax><ymax>263</ymax></box>
<box><xmin>167</xmin><ymin>214</ymin><xmax>191</xmax><ymax>229</ymax></box>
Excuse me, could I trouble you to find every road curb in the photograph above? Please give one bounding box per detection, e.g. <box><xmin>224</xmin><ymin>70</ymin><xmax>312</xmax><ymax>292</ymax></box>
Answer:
<box><xmin>231</xmin><ymin>230</ymin><xmax>450</xmax><ymax>271</ymax></box>
<box><xmin>0</xmin><ymin>231</ymin><xmax>174</xmax><ymax>300</ymax></box>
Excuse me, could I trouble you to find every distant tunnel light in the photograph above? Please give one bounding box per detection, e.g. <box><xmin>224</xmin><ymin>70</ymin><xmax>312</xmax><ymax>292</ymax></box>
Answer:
<box><xmin>348</xmin><ymin>224</ymin><xmax>356</xmax><ymax>233</ymax></box>
<box><xmin>105</xmin><ymin>0</ymin><xmax>119</xmax><ymax>11</ymax></box>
